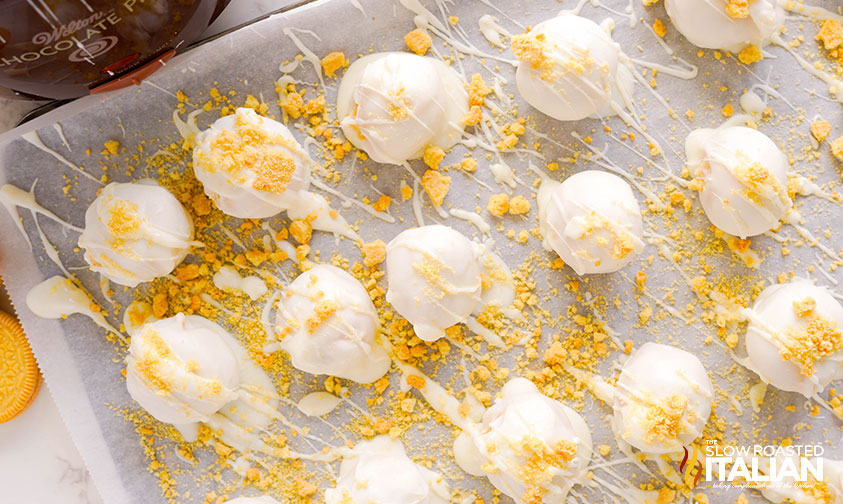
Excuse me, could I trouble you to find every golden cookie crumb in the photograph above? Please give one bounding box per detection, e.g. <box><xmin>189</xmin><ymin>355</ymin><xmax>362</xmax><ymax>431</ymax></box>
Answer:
<box><xmin>371</xmin><ymin>195</ymin><xmax>391</xmax><ymax>212</ymax></box>
<box><xmin>280</xmin><ymin>90</ymin><xmax>304</xmax><ymax>118</ymax></box>
<box><xmin>400</xmin><ymin>183</ymin><xmax>413</xmax><ymax>200</ymax></box>
<box><xmin>509</xmin><ymin>195</ymin><xmax>531</xmax><ymax>215</ymax></box>
<box><xmin>104</xmin><ymin>140</ymin><xmax>120</xmax><ymax>155</ymax></box>
<box><xmin>738</xmin><ymin>44</ymin><xmax>762</xmax><ymax>64</ymax></box>
<box><xmin>497</xmin><ymin>133</ymin><xmax>519</xmax><ymax>150</ymax></box>
<box><xmin>423</xmin><ymin>145</ymin><xmax>446</xmax><ymax>170</ymax></box>
<box><xmin>106</xmin><ymin>199</ymin><xmax>141</xmax><ymax>238</ymax></box>
<box><xmin>404</xmin><ymin>29</ymin><xmax>432</xmax><ymax>55</ymax></box>
<box><xmin>152</xmin><ymin>292</ymin><xmax>169</xmax><ymax>318</ymax></box>
<box><xmin>421</xmin><ymin>170</ymin><xmax>451</xmax><ymax>206</ymax></box>
<box><xmin>522</xmin><ymin>487</ymin><xmax>543</xmax><ymax>504</ymax></box>
<box><xmin>781</xmin><ymin>316</ymin><xmax>843</xmax><ymax>376</ymax></box>
<box><xmin>460</xmin><ymin>158</ymin><xmax>477</xmax><ymax>172</ymax></box>
<box><xmin>191</xmin><ymin>193</ymin><xmax>212</xmax><ymax>216</ymax></box>
<box><xmin>693</xmin><ymin>493</ymin><xmax>710</xmax><ymax>504</ymax></box>
<box><xmin>468</xmin><ymin>73</ymin><xmax>491</xmax><ymax>107</ymax></box>
<box><xmin>296</xmin><ymin>478</ymin><xmax>318</xmax><ymax>497</ymax></box>
<box><xmin>487</xmin><ymin>193</ymin><xmax>510</xmax><ymax>217</ymax></box>
<box><xmin>321</xmin><ymin>51</ymin><xmax>348</xmax><ymax>78</ymax></box>
<box><xmin>463</xmin><ymin>105</ymin><xmax>483</xmax><ymax>126</ymax></box>
<box><xmin>831</xmin><ymin>136</ymin><xmax>843</xmax><ymax>162</ymax></box>
<box><xmin>362</xmin><ymin>240</ymin><xmax>386</xmax><ymax>268</ymax></box>
<box><xmin>511</xmin><ymin>33</ymin><xmax>546</xmax><ymax>68</ymax></box>
<box><xmin>793</xmin><ymin>297</ymin><xmax>816</xmax><ymax>317</ymax></box>
<box><xmin>289</xmin><ymin>219</ymin><xmax>312</xmax><ymax>245</ymax></box>
<box><xmin>304</xmin><ymin>95</ymin><xmax>325</xmax><ymax>115</ymax></box>
<box><xmin>406</xmin><ymin>374</ymin><xmax>425</xmax><ymax>389</ymax></box>
<box><xmin>816</xmin><ymin>19</ymin><xmax>843</xmax><ymax>51</ymax></box>
<box><xmin>653</xmin><ymin>19</ymin><xmax>667</xmax><ymax>38</ymax></box>
<box><xmin>725</xmin><ymin>0</ymin><xmax>749</xmax><ymax>18</ymax></box>
<box><xmin>306</xmin><ymin>300</ymin><xmax>340</xmax><ymax>333</ymax></box>
<box><xmin>644</xmin><ymin>393</ymin><xmax>689</xmax><ymax>443</ymax></box>
<box><xmin>811</xmin><ymin>120</ymin><xmax>832</xmax><ymax>143</ymax></box>
<box><xmin>657</xmin><ymin>488</ymin><xmax>676</xmax><ymax>504</ymax></box>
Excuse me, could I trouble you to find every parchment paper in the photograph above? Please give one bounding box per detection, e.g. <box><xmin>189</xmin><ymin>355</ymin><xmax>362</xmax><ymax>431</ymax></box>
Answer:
<box><xmin>1</xmin><ymin>0</ymin><xmax>842</xmax><ymax>503</ymax></box>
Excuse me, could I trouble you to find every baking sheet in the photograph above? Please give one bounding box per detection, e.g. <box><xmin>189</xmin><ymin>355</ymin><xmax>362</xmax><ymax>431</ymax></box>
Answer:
<box><xmin>1</xmin><ymin>0</ymin><xmax>842</xmax><ymax>503</ymax></box>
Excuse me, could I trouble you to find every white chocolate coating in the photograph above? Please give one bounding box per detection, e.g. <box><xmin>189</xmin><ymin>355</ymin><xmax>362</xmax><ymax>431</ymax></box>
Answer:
<box><xmin>454</xmin><ymin>378</ymin><xmax>592</xmax><ymax>504</ymax></box>
<box><xmin>325</xmin><ymin>436</ymin><xmax>449</xmax><ymax>504</ymax></box>
<box><xmin>126</xmin><ymin>314</ymin><xmax>240</xmax><ymax>426</ymax></box>
<box><xmin>612</xmin><ymin>342</ymin><xmax>713</xmax><ymax>455</ymax></box>
<box><xmin>192</xmin><ymin>107</ymin><xmax>312</xmax><ymax>218</ymax></box>
<box><xmin>385</xmin><ymin>225</ymin><xmax>483</xmax><ymax>342</ymax></box>
<box><xmin>538</xmin><ymin>170</ymin><xmax>644</xmax><ymax>275</ymax></box>
<box><xmin>744</xmin><ymin>279</ymin><xmax>843</xmax><ymax>397</ymax></box>
<box><xmin>276</xmin><ymin>264</ymin><xmax>391</xmax><ymax>383</ymax></box>
<box><xmin>664</xmin><ymin>0</ymin><xmax>784</xmax><ymax>52</ymax></box>
<box><xmin>686</xmin><ymin>125</ymin><xmax>791</xmax><ymax>238</ymax></box>
<box><xmin>513</xmin><ymin>14</ymin><xmax>632</xmax><ymax>121</ymax></box>
<box><xmin>337</xmin><ymin>52</ymin><xmax>468</xmax><ymax>165</ymax></box>
<box><xmin>78</xmin><ymin>181</ymin><xmax>193</xmax><ymax>287</ymax></box>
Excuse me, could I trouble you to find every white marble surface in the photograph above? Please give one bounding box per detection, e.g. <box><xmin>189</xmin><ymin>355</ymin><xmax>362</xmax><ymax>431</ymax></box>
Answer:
<box><xmin>0</xmin><ymin>388</ymin><xmax>102</xmax><ymax>503</ymax></box>
<box><xmin>0</xmin><ymin>1</ymin><xmax>297</xmax><ymax>502</ymax></box>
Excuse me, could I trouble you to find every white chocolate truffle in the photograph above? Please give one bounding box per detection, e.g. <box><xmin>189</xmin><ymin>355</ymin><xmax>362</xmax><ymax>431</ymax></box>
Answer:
<box><xmin>686</xmin><ymin>125</ymin><xmax>791</xmax><ymax>238</ymax></box>
<box><xmin>192</xmin><ymin>107</ymin><xmax>312</xmax><ymax>219</ymax></box>
<box><xmin>454</xmin><ymin>378</ymin><xmax>592</xmax><ymax>504</ymax></box>
<box><xmin>337</xmin><ymin>52</ymin><xmax>468</xmax><ymax>165</ymax></box>
<box><xmin>511</xmin><ymin>14</ymin><xmax>631</xmax><ymax>121</ymax></box>
<box><xmin>78</xmin><ymin>181</ymin><xmax>193</xmax><ymax>287</ymax></box>
<box><xmin>325</xmin><ymin>436</ymin><xmax>449</xmax><ymax>504</ymax></box>
<box><xmin>222</xmin><ymin>497</ymin><xmax>281</xmax><ymax>504</ymax></box>
<box><xmin>744</xmin><ymin>280</ymin><xmax>843</xmax><ymax>397</ymax></box>
<box><xmin>538</xmin><ymin>170</ymin><xmax>644</xmax><ymax>275</ymax></box>
<box><xmin>664</xmin><ymin>0</ymin><xmax>783</xmax><ymax>52</ymax></box>
<box><xmin>276</xmin><ymin>264</ymin><xmax>391</xmax><ymax>383</ymax></box>
<box><xmin>126</xmin><ymin>314</ymin><xmax>240</xmax><ymax>426</ymax></box>
<box><xmin>612</xmin><ymin>342</ymin><xmax>713</xmax><ymax>455</ymax></box>
<box><xmin>385</xmin><ymin>225</ymin><xmax>483</xmax><ymax>342</ymax></box>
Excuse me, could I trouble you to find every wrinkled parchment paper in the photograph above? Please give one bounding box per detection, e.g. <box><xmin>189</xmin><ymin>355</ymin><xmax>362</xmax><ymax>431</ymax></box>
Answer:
<box><xmin>1</xmin><ymin>0</ymin><xmax>842</xmax><ymax>502</ymax></box>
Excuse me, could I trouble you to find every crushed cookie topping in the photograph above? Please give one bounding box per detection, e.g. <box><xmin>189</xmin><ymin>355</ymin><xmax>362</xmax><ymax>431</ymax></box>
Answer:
<box><xmin>792</xmin><ymin>297</ymin><xmax>817</xmax><ymax>317</ymax></box>
<box><xmin>511</xmin><ymin>32</ymin><xmax>547</xmax><ymax>68</ymax></box>
<box><xmin>306</xmin><ymin>300</ymin><xmax>340</xmax><ymax>333</ymax></box>
<box><xmin>105</xmin><ymin>197</ymin><xmax>142</xmax><ymax>239</ymax></box>
<box><xmin>134</xmin><ymin>329</ymin><xmax>175</xmax><ymax>393</ymax></box>
<box><xmin>731</xmin><ymin>154</ymin><xmax>789</xmax><ymax>204</ymax></box>
<box><xmin>513</xmin><ymin>435</ymin><xmax>578</xmax><ymax>491</ymax></box>
<box><xmin>781</xmin><ymin>316</ymin><xmax>843</xmax><ymax>376</ymax></box>
<box><xmin>198</xmin><ymin>112</ymin><xmax>300</xmax><ymax>195</ymax></box>
<box><xmin>512</xmin><ymin>31</ymin><xmax>595</xmax><ymax>82</ymax></box>
<box><xmin>468</xmin><ymin>73</ymin><xmax>491</xmax><ymax>107</ymax></box>
<box><xmin>724</xmin><ymin>0</ymin><xmax>749</xmax><ymax>19</ymax></box>
<box><xmin>644</xmin><ymin>393</ymin><xmax>689</xmax><ymax>443</ymax></box>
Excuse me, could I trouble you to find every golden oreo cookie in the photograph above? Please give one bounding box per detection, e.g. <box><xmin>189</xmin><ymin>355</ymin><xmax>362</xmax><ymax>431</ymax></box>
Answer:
<box><xmin>0</xmin><ymin>310</ymin><xmax>41</xmax><ymax>423</ymax></box>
